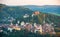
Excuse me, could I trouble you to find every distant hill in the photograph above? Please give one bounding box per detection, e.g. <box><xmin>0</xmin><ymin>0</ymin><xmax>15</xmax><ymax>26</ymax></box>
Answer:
<box><xmin>23</xmin><ymin>5</ymin><xmax>60</xmax><ymax>16</ymax></box>
<box><xmin>0</xmin><ymin>4</ymin><xmax>60</xmax><ymax>27</ymax></box>
<box><xmin>0</xmin><ymin>4</ymin><xmax>33</xmax><ymax>24</ymax></box>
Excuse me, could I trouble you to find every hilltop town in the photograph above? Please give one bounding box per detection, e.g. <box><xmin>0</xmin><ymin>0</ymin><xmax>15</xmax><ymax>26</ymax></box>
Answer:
<box><xmin>0</xmin><ymin>4</ymin><xmax>60</xmax><ymax>37</ymax></box>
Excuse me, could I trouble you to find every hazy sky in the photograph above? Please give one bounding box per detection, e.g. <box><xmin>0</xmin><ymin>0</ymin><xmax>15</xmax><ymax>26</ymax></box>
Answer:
<box><xmin>0</xmin><ymin>0</ymin><xmax>60</xmax><ymax>6</ymax></box>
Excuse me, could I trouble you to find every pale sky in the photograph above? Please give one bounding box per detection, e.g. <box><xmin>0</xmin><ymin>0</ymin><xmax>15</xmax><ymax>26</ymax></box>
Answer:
<box><xmin>0</xmin><ymin>0</ymin><xmax>60</xmax><ymax>6</ymax></box>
